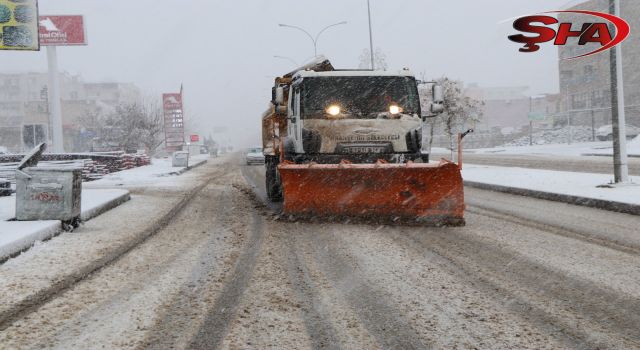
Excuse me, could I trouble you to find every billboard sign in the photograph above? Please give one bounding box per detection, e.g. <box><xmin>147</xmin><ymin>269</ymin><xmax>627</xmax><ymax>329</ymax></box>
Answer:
<box><xmin>163</xmin><ymin>92</ymin><xmax>185</xmax><ymax>152</ymax></box>
<box><xmin>190</xmin><ymin>135</ymin><xmax>199</xmax><ymax>142</ymax></box>
<box><xmin>38</xmin><ymin>15</ymin><xmax>86</xmax><ymax>46</ymax></box>
<box><xmin>0</xmin><ymin>0</ymin><xmax>39</xmax><ymax>51</ymax></box>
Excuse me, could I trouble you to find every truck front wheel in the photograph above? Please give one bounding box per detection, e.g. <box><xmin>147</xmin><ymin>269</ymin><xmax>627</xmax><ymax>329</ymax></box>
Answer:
<box><xmin>265</xmin><ymin>156</ymin><xmax>283</xmax><ymax>202</ymax></box>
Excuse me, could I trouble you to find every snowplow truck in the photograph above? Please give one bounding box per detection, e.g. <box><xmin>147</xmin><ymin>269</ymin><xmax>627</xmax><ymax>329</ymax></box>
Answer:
<box><xmin>262</xmin><ymin>58</ymin><xmax>465</xmax><ymax>225</ymax></box>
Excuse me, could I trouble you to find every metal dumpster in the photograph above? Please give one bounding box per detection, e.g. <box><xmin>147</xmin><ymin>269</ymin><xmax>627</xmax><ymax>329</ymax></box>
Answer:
<box><xmin>15</xmin><ymin>167</ymin><xmax>82</xmax><ymax>224</ymax></box>
<box><xmin>172</xmin><ymin>151</ymin><xmax>189</xmax><ymax>167</ymax></box>
<box><xmin>14</xmin><ymin>143</ymin><xmax>82</xmax><ymax>226</ymax></box>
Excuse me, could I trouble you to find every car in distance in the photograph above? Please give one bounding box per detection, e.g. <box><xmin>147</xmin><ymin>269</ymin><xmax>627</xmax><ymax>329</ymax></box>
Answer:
<box><xmin>596</xmin><ymin>124</ymin><xmax>640</xmax><ymax>141</ymax></box>
<box><xmin>245</xmin><ymin>147</ymin><xmax>265</xmax><ymax>165</ymax></box>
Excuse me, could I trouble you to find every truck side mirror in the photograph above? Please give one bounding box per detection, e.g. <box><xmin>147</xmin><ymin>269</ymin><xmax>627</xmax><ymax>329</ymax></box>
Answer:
<box><xmin>430</xmin><ymin>102</ymin><xmax>444</xmax><ymax>114</ymax></box>
<box><xmin>433</xmin><ymin>85</ymin><xmax>444</xmax><ymax>104</ymax></box>
<box><xmin>428</xmin><ymin>84</ymin><xmax>445</xmax><ymax>116</ymax></box>
<box><xmin>275</xmin><ymin>87</ymin><xmax>284</xmax><ymax>105</ymax></box>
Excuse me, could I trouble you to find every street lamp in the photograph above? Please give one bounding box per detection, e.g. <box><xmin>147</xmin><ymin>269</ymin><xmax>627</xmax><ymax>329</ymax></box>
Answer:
<box><xmin>278</xmin><ymin>21</ymin><xmax>347</xmax><ymax>57</ymax></box>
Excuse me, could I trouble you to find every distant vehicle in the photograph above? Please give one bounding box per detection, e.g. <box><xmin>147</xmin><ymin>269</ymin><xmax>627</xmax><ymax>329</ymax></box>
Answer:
<box><xmin>245</xmin><ymin>147</ymin><xmax>265</xmax><ymax>165</ymax></box>
<box><xmin>596</xmin><ymin>124</ymin><xmax>640</xmax><ymax>141</ymax></box>
<box><xmin>200</xmin><ymin>145</ymin><xmax>209</xmax><ymax>154</ymax></box>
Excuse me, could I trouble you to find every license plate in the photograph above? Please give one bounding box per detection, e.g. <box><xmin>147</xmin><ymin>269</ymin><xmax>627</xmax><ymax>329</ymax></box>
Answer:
<box><xmin>346</xmin><ymin>146</ymin><xmax>386</xmax><ymax>154</ymax></box>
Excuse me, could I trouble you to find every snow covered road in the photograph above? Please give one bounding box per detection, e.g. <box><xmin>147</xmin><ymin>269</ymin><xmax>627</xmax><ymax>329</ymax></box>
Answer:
<box><xmin>1</xmin><ymin>155</ymin><xmax>639</xmax><ymax>349</ymax></box>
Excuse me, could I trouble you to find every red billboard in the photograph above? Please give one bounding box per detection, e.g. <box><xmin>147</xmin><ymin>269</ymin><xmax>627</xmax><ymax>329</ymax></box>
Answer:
<box><xmin>163</xmin><ymin>92</ymin><xmax>184</xmax><ymax>152</ymax></box>
<box><xmin>39</xmin><ymin>15</ymin><xmax>87</xmax><ymax>46</ymax></box>
<box><xmin>190</xmin><ymin>135</ymin><xmax>199</xmax><ymax>142</ymax></box>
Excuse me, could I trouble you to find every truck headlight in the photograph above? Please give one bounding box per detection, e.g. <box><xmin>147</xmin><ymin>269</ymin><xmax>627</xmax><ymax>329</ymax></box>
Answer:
<box><xmin>326</xmin><ymin>105</ymin><xmax>341</xmax><ymax>116</ymax></box>
<box><xmin>389</xmin><ymin>105</ymin><xmax>403</xmax><ymax>115</ymax></box>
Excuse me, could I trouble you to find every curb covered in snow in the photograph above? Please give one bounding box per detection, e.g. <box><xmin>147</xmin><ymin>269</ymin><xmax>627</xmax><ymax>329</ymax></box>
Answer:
<box><xmin>464</xmin><ymin>181</ymin><xmax>640</xmax><ymax>216</ymax></box>
<box><xmin>0</xmin><ymin>221</ymin><xmax>60</xmax><ymax>263</ymax></box>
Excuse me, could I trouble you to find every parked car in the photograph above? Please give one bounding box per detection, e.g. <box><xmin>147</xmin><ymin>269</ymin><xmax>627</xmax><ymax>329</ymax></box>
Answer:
<box><xmin>245</xmin><ymin>147</ymin><xmax>265</xmax><ymax>165</ymax></box>
<box><xmin>596</xmin><ymin>124</ymin><xmax>640</xmax><ymax>141</ymax></box>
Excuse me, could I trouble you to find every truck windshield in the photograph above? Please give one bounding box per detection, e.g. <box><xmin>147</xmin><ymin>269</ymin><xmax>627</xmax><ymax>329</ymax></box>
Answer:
<box><xmin>300</xmin><ymin>76</ymin><xmax>420</xmax><ymax>119</ymax></box>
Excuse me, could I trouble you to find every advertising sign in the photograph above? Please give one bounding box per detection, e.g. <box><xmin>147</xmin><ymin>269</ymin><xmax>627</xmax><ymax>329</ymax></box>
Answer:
<box><xmin>190</xmin><ymin>135</ymin><xmax>199</xmax><ymax>142</ymax></box>
<box><xmin>39</xmin><ymin>15</ymin><xmax>86</xmax><ymax>46</ymax></box>
<box><xmin>0</xmin><ymin>0</ymin><xmax>39</xmax><ymax>51</ymax></box>
<box><xmin>163</xmin><ymin>93</ymin><xmax>185</xmax><ymax>152</ymax></box>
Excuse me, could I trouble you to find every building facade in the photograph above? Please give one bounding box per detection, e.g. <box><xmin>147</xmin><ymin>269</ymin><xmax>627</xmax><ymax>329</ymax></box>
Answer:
<box><xmin>465</xmin><ymin>84</ymin><xmax>533</xmax><ymax>131</ymax></box>
<box><xmin>0</xmin><ymin>72</ymin><xmax>141</xmax><ymax>153</ymax></box>
<box><xmin>558</xmin><ymin>0</ymin><xmax>640</xmax><ymax>130</ymax></box>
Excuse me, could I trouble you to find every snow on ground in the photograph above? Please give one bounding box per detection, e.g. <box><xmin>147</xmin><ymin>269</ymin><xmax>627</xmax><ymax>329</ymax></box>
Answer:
<box><xmin>463</xmin><ymin>164</ymin><xmax>640</xmax><ymax>205</ymax></box>
<box><xmin>84</xmin><ymin>154</ymin><xmax>209</xmax><ymax>188</ymax></box>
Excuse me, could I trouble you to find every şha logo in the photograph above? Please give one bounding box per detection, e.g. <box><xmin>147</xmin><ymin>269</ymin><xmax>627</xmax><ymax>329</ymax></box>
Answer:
<box><xmin>508</xmin><ymin>11</ymin><xmax>630</xmax><ymax>60</ymax></box>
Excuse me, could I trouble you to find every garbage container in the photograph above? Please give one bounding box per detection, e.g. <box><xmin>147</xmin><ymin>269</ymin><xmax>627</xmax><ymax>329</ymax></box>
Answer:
<box><xmin>14</xmin><ymin>143</ymin><xmax>82</xmax><ymax>227</ymax></box>
<box><xmin>15</xmin><ymin>167</ymin><xmax>82</xmax><ymax>225</ymax></box>
<box><xmin>172</xmin><ymin>151</ymin><xmax>189</xmax><ymax>167</ymax></box>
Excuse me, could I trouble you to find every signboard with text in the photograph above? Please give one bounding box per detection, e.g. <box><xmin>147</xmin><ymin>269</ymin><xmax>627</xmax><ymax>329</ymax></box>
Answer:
<box><xmin>190</xmin><ymin>135</ymin><xmax>199</xmax><ymax>143</ymax></box>
<box><xmin>38</xmin><ymin>15</ymin><xmax>86</xmax><ymax>46</ymax></box>
<box><xmin>163</xmin><ymin>93</ymin><xmax>184</xmax><ymax>152</ymax></box>
<box><xmin>0</xmin><ymin>0</ymin><xmax>39</xmax><ymax>50</ymax></box>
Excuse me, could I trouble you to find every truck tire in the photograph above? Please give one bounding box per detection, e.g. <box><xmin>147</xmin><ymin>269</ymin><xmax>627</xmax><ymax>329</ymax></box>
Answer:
<box><xmin>265</xmin><ymin>157</ymin><xmax>283</xmax><ymax>202</ymax></box>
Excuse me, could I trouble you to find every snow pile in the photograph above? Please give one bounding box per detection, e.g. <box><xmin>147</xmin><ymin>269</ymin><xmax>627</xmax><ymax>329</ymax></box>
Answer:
<box><xmin>505</xmin><ymin>126</ymin><xmax>595</xmax><ymax>147</ymax></box>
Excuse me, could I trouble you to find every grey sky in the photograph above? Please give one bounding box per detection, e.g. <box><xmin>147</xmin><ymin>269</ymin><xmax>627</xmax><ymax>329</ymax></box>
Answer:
<box><xmin>1</xmin><ymin>0</ymin><xmax>572</xmax><ymax>147</ymax></box>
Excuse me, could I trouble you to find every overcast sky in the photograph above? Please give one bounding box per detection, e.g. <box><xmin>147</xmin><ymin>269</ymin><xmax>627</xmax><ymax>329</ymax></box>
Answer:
<box><xmin>1</xmin><ymin>0</ymin><xmax>575</xmax><ymax>147</ymax></box>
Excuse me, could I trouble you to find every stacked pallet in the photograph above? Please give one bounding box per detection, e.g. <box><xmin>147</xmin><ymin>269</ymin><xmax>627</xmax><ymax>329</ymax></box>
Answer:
<box><xmin>120</xmin><ymin>154</ymin><xmax>136</xmax><ymax>170</ymax></box>
<box><xmin>0</xmin><ymin>152</ymin><xmax>153</xmax><ymax>185</ymax></box>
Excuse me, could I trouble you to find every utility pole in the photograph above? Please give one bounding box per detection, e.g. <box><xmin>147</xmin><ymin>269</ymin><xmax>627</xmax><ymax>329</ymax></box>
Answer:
<box><xmin>609</xmin><ymin>0</ymin><xmax>629</xmax><ymax>183</ymax></box>
<box><xmin>529</xmin><ymin>96</ymin><xmax>533</xmax><ymax>146</ymax></box>
<box><xmin>47</xmin><ymin>46</ymin><xmax>64</xmax><ymax>153</ymax></box>
<box><xmin>367</xmin><ymin>0</ymin><xmax>375</xmax><ymax>70</ymax></box>
<box><xmin>591</xmin><ymin>109</ymin><xmax>596</xmax><ymax>142</ymax></box>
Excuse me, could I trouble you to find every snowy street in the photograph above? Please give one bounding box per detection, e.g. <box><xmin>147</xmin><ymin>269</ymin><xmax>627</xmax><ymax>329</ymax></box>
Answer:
<box><xmin>1</xmin><ymin>155</ymin><xmax>639</xmax><ymax>349</ymax></box>
<box><xmin>3</xmin><ymin>1</ymin><xmax>640</xmax><ymax>348</ymax></box>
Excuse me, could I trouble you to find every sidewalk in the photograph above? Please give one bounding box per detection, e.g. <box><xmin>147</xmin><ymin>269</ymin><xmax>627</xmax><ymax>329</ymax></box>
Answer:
<box><xmin>463</xmin><ymin>164</ymin><xmax>640</xmax><ymax>215</ymax></box>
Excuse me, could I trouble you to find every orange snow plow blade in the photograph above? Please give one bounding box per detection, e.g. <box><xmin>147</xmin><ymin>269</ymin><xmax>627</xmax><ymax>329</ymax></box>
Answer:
<box><xmin>278</xmin><ymin>160</ymin><xmax>465</xmax><ymax>225</ymax></box>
